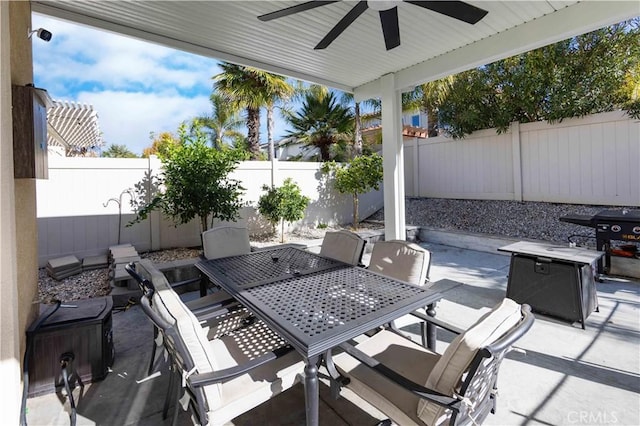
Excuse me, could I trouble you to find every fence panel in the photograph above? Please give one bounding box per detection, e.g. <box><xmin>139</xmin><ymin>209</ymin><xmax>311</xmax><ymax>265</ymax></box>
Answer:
<box><xmin>413</xmin><ymin>129</ymin><xmax>514</xmax><ymax>200</ymax></box>
<box><xmin>37</xmin><ymin>157</ymin><xmax>383</xmax><ymax>266</ymax></box>
<box><xmin>408</xmin><ymin>111</ymin><xmax>639</xmax><ymax>206</ymax></box>
<box><xmin>520</xmin><ymin>111</ymin><xmax>639</xmax><ymax>205</ymax></box>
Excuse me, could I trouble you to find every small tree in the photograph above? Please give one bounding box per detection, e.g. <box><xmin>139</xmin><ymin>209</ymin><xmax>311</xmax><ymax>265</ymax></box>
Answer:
<box><xmin>322</xmin><ymin>153</ymin><xmax>383</xmax><ymax>228</ymax></box>
<box><xmin>257</xmin><ymin>178</ymin><xmax>310</xmax><ymax>243</ymax></box>
<box><xmin>101</xmin><ymin>144</ymin><xmax>138</xmax><ymax>158</ymax></box>
<box><xmin>131</xmin><ymin>123</ymin><xmax>245</xmax><ymax>234</ymax></box>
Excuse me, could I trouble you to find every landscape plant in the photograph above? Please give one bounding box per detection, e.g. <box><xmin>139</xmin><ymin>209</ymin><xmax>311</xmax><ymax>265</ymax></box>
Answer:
<box><xmin>257</xmin><ymin>178</ymin><xmax>310</xmax><ymax>243</ymax></box>
<box><xmin>415</xmin><ymin>19</ymin><xmax>640</xmax><ymax>138</ymax></box>
<box><xmin>284</xmin><ymin>91</ymin><xmax>354</xmax><ymax>161</ymax></box>
<box><xmin>130</xmin><ymin>123</ymin><xmax>245</xmax><ymax>234</ymax></box>
<box><xmin>322</xmin><ymin>153</ymin><xmax>383</xmax><ymax>228</ymax></box>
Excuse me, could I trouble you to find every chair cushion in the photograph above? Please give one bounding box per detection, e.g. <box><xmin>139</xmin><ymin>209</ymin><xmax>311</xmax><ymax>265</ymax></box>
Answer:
<box><xmin>208</xmin><ymin>321</ymin><xmax>304</xmax><ymax>424</ymax></box>
<box><xmin>137</xmin><ymin>260</ymin><xmax>225</xmax><ymax>409</ymax></box>
<box><xmin>368</xmin><ymin>240</ymin><xmax>430</xmax><ymax>286</ymax></box>
<box><xmin>319</xmin><ymin>230</ymin><xmax>365</xmax><ymax>266</ymax></box>
<box><xmin>202</xmin><ymin>226</ymin><xmax>251</xmax><ymax>260</ymax></box>
<box><xmin>334</xmin><ymin>330</ymin><xmax>441</xmax><ymax>426</ymax></box>
<box><xmin>417</xmin><ymin>298</ymin><xmax>522</xmax><ymax>425</ymax></box>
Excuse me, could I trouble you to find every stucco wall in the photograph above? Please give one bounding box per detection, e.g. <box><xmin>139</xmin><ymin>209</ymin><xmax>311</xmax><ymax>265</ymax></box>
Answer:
<box><xmin>1</xmin><ymin>2</ymin><xmax>39</xmax><ymax>424</ymax></box>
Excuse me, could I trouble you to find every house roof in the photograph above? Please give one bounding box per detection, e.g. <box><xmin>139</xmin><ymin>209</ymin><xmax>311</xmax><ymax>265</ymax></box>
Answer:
<box><xmin>32</xmin><ymin>1</ymin><xmax>639</xmax><ymax>98</ymax></box>
<box><xmin>362</xmin><ymin>124</ymin><xmax>429</xmax><ymax>139</ymax></box>
<box><xmin>47</xmin><ymin>100</ymin><xmax>104</xmax><ymax>153</ymax></box>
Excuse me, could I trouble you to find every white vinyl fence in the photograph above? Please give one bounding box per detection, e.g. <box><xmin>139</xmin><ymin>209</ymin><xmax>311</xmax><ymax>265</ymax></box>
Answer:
<box><xmin>405</xmin><ymin>111</ymin><xmax>639</xmax><ymax>206</ymax></box>
<box><xmin>37</xmin><ymin>157</ymin><xmax>383</xmax><ymax>267</ymax></box>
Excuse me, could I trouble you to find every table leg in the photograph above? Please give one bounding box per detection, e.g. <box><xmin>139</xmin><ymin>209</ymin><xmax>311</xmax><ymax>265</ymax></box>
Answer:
<box><xmin>424</xmin><ymin>303</ymin><xmax>437</xmax><ymax>351</ymax></box>
<box><xmin>199</xmin><ymin>275</ymin><xmax>207</xmax><ymax>297</ymax></box>
<box><xmin>304</xmin><ymin>355</ymin><xmax>320</xmax><ymax>426</ymax></box>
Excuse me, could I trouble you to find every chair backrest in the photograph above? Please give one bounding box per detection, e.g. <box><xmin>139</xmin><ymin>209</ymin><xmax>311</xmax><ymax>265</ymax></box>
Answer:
<box><xmin>202</xmin><ymin>225</ymin><xmax>251</xmax><ymax>260</ymax></box>
<box><xmin>368</xmin><ymin>240</ymin><xmax>431</xmax><ymax>285</ymax></box>
<box><xmin>417</xmin><ymin>299</ymin><xmax>534</xmax><ymax>425</ymax></box>
<box><xmin>319</xmin><ymin>230</ymin><xmax>366</xmax><ymax>266</ymax></box>
<box><xmin>124</xmin><ymin>262</ymin><xmax>154</xmax><ymax>293</ymax></box>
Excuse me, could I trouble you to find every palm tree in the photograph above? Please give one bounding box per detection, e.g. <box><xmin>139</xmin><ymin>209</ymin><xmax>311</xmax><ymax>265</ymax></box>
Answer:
<box><xmin>193</xmin><ymin>93</ymin><xmax>244</xmax><ymax>149</ymax></box>
<box><xmin>214</xmin><ymin>63</ymin><xmax>294</xmax><ymax>160</ymax></box>
<box><xmin>408</xmin><ymin>77</ymin><xmax>454</xmax><ymax>137</ymax></box>
<box><xmin>285</xmin><ymin>91</ymin><xmax>353</xmax><ymax>161</ymax></box>
<box><xmin>339</xmin><ymin>93</ymin><xmax>381</xmax><ymax>157</ymax></box>
<box><xmin>262</xmin><ymin>76</ymin><xmax>294</xmax><ymax>161</ymax></box>
<box><xmin>213</xmin><ymin>63</ymin><xmax>268</xmax><ymax>159</ymax></box>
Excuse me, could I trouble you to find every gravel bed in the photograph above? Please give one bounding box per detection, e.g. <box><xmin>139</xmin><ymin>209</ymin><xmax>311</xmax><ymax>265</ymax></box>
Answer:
<box><xmin>38</xmin><ymin>199</ymin><xmax>635</xmax><ymax>303</ymax></box>
<box><xmin>370</xmin><ymin>198</ymin><xmax>636</xmax><ymax>247</ymax></box>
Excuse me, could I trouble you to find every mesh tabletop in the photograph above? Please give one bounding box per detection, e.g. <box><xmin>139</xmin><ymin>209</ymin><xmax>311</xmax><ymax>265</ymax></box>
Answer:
<box><xmin>197</xmin><ymin>249</ymin><xmax>440</xmax><ymax>357</ymax></box>
<box><xmin>199</xmin><ymin>246</ymin><xmax>343</xmax><ymax>289</ymax></box>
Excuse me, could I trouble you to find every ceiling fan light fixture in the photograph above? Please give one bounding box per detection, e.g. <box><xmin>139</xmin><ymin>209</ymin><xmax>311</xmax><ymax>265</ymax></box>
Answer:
<box><xmin>259</xmin><ymin>0</ymin><xmax>488</xmax><ymax>50</ymax></box>
<box><xmin>368</xmin><ymin>0</ymin><xmax>400</xmax><ymax>12</ymax></box>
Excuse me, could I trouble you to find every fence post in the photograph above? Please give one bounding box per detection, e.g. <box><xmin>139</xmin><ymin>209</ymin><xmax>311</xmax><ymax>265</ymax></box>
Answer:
<box><xmin>511</xmin><ymin>121</ymin><xmax>523</xmax><ymax>201</ymax></box>
<box><xmin>149</xmin><ymin>156</ymin><xmax>162</xmax><ymax>251</ymax></box>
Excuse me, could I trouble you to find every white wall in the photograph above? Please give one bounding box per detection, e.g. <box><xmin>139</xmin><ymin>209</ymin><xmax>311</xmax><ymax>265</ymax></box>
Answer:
<box><xmin>405</xmin><ymin>111</ymin><xmax>639</xmax><ymax>206</ymax></box>
<box><xmin>36</xmin><ymin>157</ymin><xmax>383</xmax><ymax>266</ymax></box>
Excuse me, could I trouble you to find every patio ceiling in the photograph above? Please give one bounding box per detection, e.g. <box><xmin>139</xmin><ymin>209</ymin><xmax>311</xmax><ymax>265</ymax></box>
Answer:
<box><xmin>31</xmin><ymin>1</ymin><xmax>639</xmax><ymax>97</ymax></box>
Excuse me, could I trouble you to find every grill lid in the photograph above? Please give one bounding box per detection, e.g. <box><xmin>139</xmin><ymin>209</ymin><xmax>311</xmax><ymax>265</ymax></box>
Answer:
<box><xmin>593</xmin><ymin>209</ymin><xmax>640</xmax><ymax>224</ymax></box>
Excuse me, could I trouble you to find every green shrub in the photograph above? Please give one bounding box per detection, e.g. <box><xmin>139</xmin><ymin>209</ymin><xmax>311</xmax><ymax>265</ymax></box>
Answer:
<box><xmin>322</xmin><ymin>153</ymin><xmax>383</xmax><ymax>228</ymax></box>
<box><xmin>130</xmin><ymin>123</ymin><xmax>245</xmax><ymax>234</ymax></box>
<box><xmin>258</xmin><ymin>178</ymin><xmax>310</xmax><ymax>243</ymax></box>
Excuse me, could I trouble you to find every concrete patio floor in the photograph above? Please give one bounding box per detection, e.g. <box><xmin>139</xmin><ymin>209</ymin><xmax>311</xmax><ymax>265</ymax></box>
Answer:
<box><xmin>25</xmin><ymin>240</ymin><xmax>640</xmax><ymax>426</ymax></box>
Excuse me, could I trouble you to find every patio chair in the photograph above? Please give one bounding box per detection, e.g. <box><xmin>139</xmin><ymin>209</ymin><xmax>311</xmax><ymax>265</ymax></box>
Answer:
<box><xmin>367</xmin><ymin>240</ymin><xmax>432</xmax><ymax>341</ymax></box>
<box><xmin>138</xmin><ymin>270</ymin><xmax>303</xmax><ymax>426</ymax></box>
<box><xmin>319</xmin><ymin>230</ymin><xmax>366</xmax><ymax>266</ymax></box>
<box><xmin>126</xmin><ymin>261</ymin><xmax>244</xmax><ymax>376</ymax></box>
<box><xmin>188</xmin><ymin>224</ymin><xmax>253</xmax><ymax>303</ymax></box>
<box><xmin>202</xmin><ymin>225</ymin><xmax>251</xmax><ymax>260</ymax></box>
<box><xmin>368</xmin><ymin>240</ymin><xmax>431</xmax><ymax>286</ymax></box>
<box><xmin>328</xmin><ymin>299</ymin><xmax>534</xmax><ymax>426</ymax></box>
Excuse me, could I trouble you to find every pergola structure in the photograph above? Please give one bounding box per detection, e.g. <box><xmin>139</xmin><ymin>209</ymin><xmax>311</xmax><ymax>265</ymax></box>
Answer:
<box><xmin>47</xmin><ymin>100</ymin><xmax>103</xmax><ymax>156</ymax></box>
<box><xmin>1</xmin><ymin>1</ymin><xmax>638</xmax><ymax>424</ymax></box>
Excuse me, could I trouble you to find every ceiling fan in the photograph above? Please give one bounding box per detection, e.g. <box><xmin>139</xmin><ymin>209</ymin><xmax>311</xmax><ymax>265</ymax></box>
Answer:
<box><xmin>258</xmin><ymin>1</ymin><xmax>488</xmax><ymax>51</ymax></box>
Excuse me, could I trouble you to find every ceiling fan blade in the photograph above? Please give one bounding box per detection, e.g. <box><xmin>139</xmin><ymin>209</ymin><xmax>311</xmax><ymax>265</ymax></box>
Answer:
<box><xmin>379</xmin><ymin>7</ymin><xmax>400</xmax><ymax>50</ymax></box>
<box><xmin>315</xmin><ymin>1</ymin><xmax>368</xmax><ymax>50</ymax></box>
<box><xmin>258</xmin><ymin>1</ymin><xmax>339</xmax><ymax>21</ymax></box>
<box><xmin>405</xmin><ymin>1</ymin><xmax>488</xmax><ymax>24</ymax></box>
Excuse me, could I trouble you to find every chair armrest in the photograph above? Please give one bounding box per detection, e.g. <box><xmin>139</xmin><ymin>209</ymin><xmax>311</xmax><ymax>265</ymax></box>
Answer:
<box><xmin>189</xmin><ymin>345</ymin><xmax>294</xmax><ymax>386</ymax></box>
<box><xmin>338</xmin><ymin>342</ymin><xmax>462</xmax><ymax>411</ymax></box>
<box><xmin>409</xmin><ymin>310</ymin><xmax>465</xmax><ymax>335</ymax></box>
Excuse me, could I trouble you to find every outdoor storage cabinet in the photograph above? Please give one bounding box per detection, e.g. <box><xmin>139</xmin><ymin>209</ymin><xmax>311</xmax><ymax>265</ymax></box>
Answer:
<box><xmin>26</xmin><ymin>296</ymin><xmax>114</xmax><ymax>397</ymax></box>
<box><xmin>11</xmin><ymin>84</ymin><xmax>51</xmax><ymax>179</ymax></box>
<box><xmin>500</xmin><ymin>242</ymin><xmax>603</xmax><ymax>329</ymax></box>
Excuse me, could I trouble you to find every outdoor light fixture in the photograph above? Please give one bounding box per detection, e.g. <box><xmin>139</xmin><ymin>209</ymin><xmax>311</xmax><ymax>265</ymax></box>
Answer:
<box><xmin>28</xmin><ymin>28</ymin><xmax>53</xmax><ymax>42</ymax></box>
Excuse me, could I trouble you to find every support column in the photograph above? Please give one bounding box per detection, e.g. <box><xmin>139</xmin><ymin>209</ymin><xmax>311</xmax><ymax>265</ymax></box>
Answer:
<box><xmin>380</xmin><ymin>73</ymin><xmax>405</xmax><ymax>241</ymax></box>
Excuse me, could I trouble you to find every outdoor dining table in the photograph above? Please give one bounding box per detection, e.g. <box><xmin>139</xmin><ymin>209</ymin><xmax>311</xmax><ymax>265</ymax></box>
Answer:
<box><xmin>195</xmin><ymin>245</ymin><xmax>442</xmax><ymax>426</ymax></box>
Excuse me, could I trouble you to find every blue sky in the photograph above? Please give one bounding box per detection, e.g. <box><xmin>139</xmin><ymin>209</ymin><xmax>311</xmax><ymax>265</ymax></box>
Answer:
<box><xmin>32</xmin><ymin>13</ymin><xmax>293</xmax><ymax>156</ymax></box>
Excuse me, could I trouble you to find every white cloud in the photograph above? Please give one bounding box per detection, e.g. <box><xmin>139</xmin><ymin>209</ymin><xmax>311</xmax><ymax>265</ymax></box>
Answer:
<box><xmin>78</xmin><ymin>90</ymin><xmax>211</xmax><ymax>155</ymax></box>
<box><xmin>30</xmin><ymin>13</ymin><xmax>295</xmax><ymax>156</ymax></box>
<box><xmin>32</xmin><ymin>14</ymin><xmax>217</xmax><ymax>93</ymax></box>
